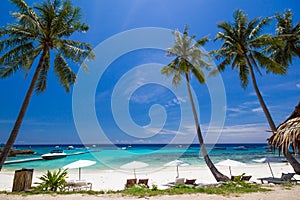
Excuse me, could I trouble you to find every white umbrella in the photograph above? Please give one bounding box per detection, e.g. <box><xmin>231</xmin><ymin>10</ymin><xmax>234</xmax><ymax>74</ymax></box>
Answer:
<box><xmin>120</xmin><ymin>161</ymin><xmax>149</xmax><ymax>179</ymax></box>
<box><xmin>215</xmin><ymin>159</ymin><xmax>246</xmax><ymax>176</ymax></box>
<box><xmin>63</xmin><ymin>160</ymin><xmax>96</xmax><ymax>180</ymax></box>
<box><xmin>164</xmin><ymin>160</ymin><xmax>190</xmax><ymax>178</ymax></box>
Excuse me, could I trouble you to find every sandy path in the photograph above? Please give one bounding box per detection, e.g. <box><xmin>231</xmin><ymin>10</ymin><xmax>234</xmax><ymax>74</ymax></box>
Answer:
<box><xmin>0</xmin><ymin>185</ymin><xmax>299</xmax><ymax>200</ymax></box>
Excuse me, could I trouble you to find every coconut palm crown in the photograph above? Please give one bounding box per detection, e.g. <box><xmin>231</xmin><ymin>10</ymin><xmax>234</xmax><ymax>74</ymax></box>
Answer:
<box><xmin>161</xmin><ymin>26</ymin><xmax>211</xmax><ymax>86</ymax></box>
<box><xmin>161</xmin><ymin>25</ymin><xmax>229</xmax><ymax>182</ymax></box>
<box><xmin>0</xmin><ymin>0</ymin><xmax>94</xmax><ymax>170</ymax></box>
<box><xmin>269</xmin><ymin>9</ymin><xmax>300</xmax><ymax>66</ymax></box>
<box><xmin>212</xmin><ymin>9</ymin><xmax>286</xmax><ymax>132</ymax></box>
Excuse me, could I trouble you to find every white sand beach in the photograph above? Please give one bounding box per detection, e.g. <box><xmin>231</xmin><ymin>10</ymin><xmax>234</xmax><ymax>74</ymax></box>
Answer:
<box><xmin>1</xmin><ymin>162</ymin><xmax>299</xmax><ymax>200</ymax></box>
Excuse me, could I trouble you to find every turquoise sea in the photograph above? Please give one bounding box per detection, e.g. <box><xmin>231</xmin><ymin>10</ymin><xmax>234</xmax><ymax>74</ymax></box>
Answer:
<box><xmin>3</xmin><ymin>144</ymin><xmax>281</xmax><ymax>171</ymax></box>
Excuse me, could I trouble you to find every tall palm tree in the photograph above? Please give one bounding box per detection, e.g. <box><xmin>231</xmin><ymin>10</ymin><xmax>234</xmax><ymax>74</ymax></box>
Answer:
<box><xmin>0</xmin><ymin>0</ymin><xmax>94</xmax><ymax>170</ymax></box>
<box><xmin>212</xmin><ymin>10</ymin><xmax>300</xmax><ymax>174</ymax></box>
<box><xmin>212</xmin><ymin>10</ymin><xmax>286</xmax><ymax>133</ymax></box>
<box><xmin>269</xmin><ymin>10</ymin><xmax>300</xmax><ymax>66</ymax></box>
<box><xmin>161</xmin><ymin>26</ymin><xmax>229</xmax><ymax>182</ymax></box>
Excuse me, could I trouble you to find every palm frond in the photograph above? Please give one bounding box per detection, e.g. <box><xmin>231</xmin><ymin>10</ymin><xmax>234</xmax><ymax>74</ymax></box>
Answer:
<box><xmin>35</xmin><ymin>51</ymin><xmax>50</xmax><ymax>93</ymax></box>
<box><xmin>252</xmin><ymin>50</ymin><xmax>286</xmax><ymax>74</ymax></box>
<box><xmin>0</xmin><ymin>42</ymin><xmax>34</xmax><ymax>67</ymax></box>
<box><xmin>57</xmin><ymin>39</ymin><xmax>94</xmax><ymax>64</ymax></box>
<box><xmin>54</xmin><ymin>53</ymin><xmax>76</xmax><ymax>92</ymax></box>
<box><xmin>10</xmin><ymin>0</ymin><xmax>43</xmax><ymax>31</ymax></box>
<box><xmin>192</xmin><ymin>66</ymin><xmax>205</xmax><ymax>84</ymax></box>
<box><xmin>238</xmin><ymin>63</ymin><xmax>249</xmax><ymax>89</ymax></box>
<box><xmin>172</xmin><ymin>71</ymin><xmax>182</xmax><ymax>87</ymax></box>
<box><xmin>249</xmin><ymin>17</ymin><xmax>271</xmax><ymax>40</ymax></box>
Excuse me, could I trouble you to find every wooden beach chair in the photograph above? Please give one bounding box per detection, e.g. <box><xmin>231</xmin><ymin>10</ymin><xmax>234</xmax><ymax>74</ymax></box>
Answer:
<box><xmin>231</xmin><ymin>175</ymin><xmax>252</xmax><ymax>182</ymax></box>
<box><xmin>185</xmin><ymin>179</ymin><xmax>197</xmax><ymax>186</ymax></box>
<box><xmin>185</xmin><ymin>179</ymin><xmax>200</xmax><ymax>187</ymax></box>
<box><xmin>258</xmin><ymin>173</ymin><xmax>298</xmax><ymax>184</ymax></box>
<box><xmin>138</xmin><ymin>178</ymin><xmax>149</xmax><ymax>188</ymax></box>
<box><xmin>125</xmin><ymin>178</ymin><xmax>137</xmax><ymax>189</ymax></box>
<box><xmin>240</xmin><ymin>175</ymin><xmax>252</xmax><ymax>181</ymax></box>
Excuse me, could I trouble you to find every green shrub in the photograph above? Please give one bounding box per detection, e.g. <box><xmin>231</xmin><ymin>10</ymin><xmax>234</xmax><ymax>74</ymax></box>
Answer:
<box><xmin>36</xmin><ymin>168</ymin><xmax>68</xmax><ymax>192</ymax></box>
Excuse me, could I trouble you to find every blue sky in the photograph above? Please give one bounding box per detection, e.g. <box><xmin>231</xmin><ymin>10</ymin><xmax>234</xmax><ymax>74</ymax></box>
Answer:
<box><xmin>0</xmin><ymin>0</ymin><xmax>299</xmax><ymax>145</ymax></box>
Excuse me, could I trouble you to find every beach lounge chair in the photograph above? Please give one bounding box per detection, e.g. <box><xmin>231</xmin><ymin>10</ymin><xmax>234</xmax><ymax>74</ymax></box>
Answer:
<box><xmin>125</xmin><ymin>178</ymin><xmax>137</xmax><ymax>189</ymax></box>
<box><xmin>64</xmin><ymin>180</ymin><xmax>75</xmax><ymax>191</ymax></box>
<box><xmin>231</xmin><ymin>175</ymin><xmax>252</xmax><ymax>182</ymax></box>
<box><xmin>164</xmin><ymin>177</ymin><xmax>185</xmax><ymax>187</ymax></box>
<box><xmin>138</xmin><ymin>178</ymin><xmax>149</xmax><ymax>188</ymax></box>
<box><xmin>175</xmin><ymin>177</ymin><xmax>185</xmax><ymax>184</ymax></box>
<box><xmin>73</xmin><ymin>180</ymin><xmax>92</xmax><ymax>191</ymax></box>
<box><xmin>258</xmin><ymin>173</ymin><xmax>298</xmax><ymax>184</ymax></box>
<box><xmin>240</xmin><ymin>175</ymin><xmax>252</xmax><ymax>181</ymax></box>
<box><xmin>185</xmin><ymin>179</ymin><xmax>197</xmax><ymax>186</ymax></box>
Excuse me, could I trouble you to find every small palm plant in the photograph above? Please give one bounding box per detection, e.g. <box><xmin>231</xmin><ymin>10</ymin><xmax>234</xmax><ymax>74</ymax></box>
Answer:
<box><xmin>37</xmin><ymin>168</ymin><xmax>68</xmax><ymax>192</ymax></box>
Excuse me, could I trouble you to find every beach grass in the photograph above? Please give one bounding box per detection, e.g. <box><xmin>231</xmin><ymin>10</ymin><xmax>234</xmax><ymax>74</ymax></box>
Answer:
<box><xmin>5</xmin><ymin>181</ymin><xmax>271</xmax><ymax>197</ymax></box>
<box><xmin>119</xmin><ymin>182</ymin><xmax>270</xmax><ymax>197</ymax></box>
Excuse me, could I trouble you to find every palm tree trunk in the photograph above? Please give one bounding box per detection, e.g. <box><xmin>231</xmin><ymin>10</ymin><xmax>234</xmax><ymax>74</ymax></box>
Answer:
<box><xmin>246</xmin><ymin>54</ymin><xmax>277</xmax><ymax>132</ymax></box>
<box><xmin>285</xmin><ymin>151</ymin><xmax>300</xmax><ymax>174</ymax></box>
<box><xmin>246</xmin><ymin>55</ymin><xmax>300</xmax><ymax>174</ymax></box>
<box><xmin>0</xmin><ymin>50</ymin><xmax>47</xmax><ymax>171</ymax></box>
<box><xmin>185</xmin><ymin>73</ymin><xmax>230</xmax><ymax>182</ymax></box>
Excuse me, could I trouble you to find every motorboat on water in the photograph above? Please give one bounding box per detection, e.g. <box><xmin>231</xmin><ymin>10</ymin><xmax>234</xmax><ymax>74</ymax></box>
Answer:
<box><xmin>67</xmin><ymin>145</ymin><xmax>74</xmax><ymax>150</ymax></box>
<box><xmin>42</xmin><ymin>149</ymin><xmax>67</xmax><ymax>160</ymax></box>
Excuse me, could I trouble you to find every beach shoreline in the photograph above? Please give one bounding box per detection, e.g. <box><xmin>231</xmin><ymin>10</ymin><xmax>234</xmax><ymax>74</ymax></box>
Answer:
<box><xmin>0</xmin><ymin>181</ymin><xmax>300</xmax><ymax>200</ymax></box>
<box><xmin>1</xmin><ymin>163</ymin><xmax>298</xmax><ymax>192</ymax></box>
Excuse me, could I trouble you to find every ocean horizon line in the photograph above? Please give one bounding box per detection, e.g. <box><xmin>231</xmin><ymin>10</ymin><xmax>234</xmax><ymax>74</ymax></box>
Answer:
<box><xmin>8</xmin><ymin>143</ymin><xmax>269</xmax><ymax>147</ymax></box>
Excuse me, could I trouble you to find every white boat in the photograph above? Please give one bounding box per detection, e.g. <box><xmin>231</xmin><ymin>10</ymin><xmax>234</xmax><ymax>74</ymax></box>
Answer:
<box><xmin>233</xmin><ymin>146</ymin><xmax>248</xmax><ymax>150</ymax></box>
<box><xmin>253</xmin><ymin>157</ymin><xmax>287</xmax><ymax>163</ymax></box>
<box><xmin>68</xmin><ymin>146</ymin><xmax>74</xmax><ymax>150</ymax></box>
<box><xmin>42</xmin><ymin>149</ymin><xmax>67</xmax><ymax>160</ymax></box>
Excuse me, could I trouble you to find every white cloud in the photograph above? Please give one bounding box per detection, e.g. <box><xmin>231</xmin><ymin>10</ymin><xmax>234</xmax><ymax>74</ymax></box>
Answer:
<box><xmin>145</xmin><ymin>127</ymin><xmax>187</xmax><ymax>136</ymax></box>
<box><xmin>226</xmin><ymin>107</ymin><xmax>243</xmax><ymax>113</ymax></box>
<box><xmin>252</xmin><ymin>107</ymin><xmax>263</xmax><ymax>113</ymax></box>
<box><xmin>296</xmin><ymin>83</ymin><xmax>300</xmax><ymax>89</ymax></box>
<box><xmin>165</xmin><ymin>97</ymin><xmax>187</xmax><ymax>107</ymax></box>
<box><xmin>202</xmin><ymin>123</ymin><xmax>271</xmax><ymax>143</ymax></box>
<box><xmin>243</xmin><ymin>101</ymin><xmax>259</xmax><ymax>106</ymax></box>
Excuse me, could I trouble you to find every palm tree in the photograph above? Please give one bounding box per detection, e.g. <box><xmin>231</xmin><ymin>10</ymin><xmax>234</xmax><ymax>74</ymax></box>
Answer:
<box><xmin>269</xmin><ymin>10</ymin><xmax>300</xmax><ymax>66</ymax></box>
<box><xmin>212</xmin><ymin>10</ymin><xmax>286</xmax><ymax>133</ymax></box>
<box><xmin>0</xmin><ymin>0</ymin><xmax>94</xmax><ymax>170</ymax></box>
<box><xmin>161</xmin><ymin>26</ymin><xmax>229</xmax><ymax>182</ymax></box>
<box><xmin>212</xmin><ymin>10</ymin><xmax>300</xmax><ymax>174</ymax></box>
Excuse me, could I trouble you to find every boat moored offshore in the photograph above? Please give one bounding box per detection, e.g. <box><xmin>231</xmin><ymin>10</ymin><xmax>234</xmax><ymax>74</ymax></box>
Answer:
<box><xmin>41</xmin><ymin>149</ymin><xmax>67</xmax><ymax>160</ymax></box>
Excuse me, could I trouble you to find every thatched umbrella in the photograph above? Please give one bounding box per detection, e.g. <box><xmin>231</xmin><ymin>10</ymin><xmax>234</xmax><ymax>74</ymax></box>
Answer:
<box><xmin>269</xmin><ymin>117</ymin><xmax>300</xmax><ymax>154</ymax></box>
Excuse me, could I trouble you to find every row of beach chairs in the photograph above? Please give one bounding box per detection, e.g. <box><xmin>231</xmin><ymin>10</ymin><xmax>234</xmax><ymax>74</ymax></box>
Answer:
<box><xmin>125</xmin><ymin>178</ymin><xmax>149</xmax><ymax>188</ymax></box>
<box><xmin>64</xmin><ymin>173</ymin><xmax>299</xmax><ymax>191</ymax></box>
